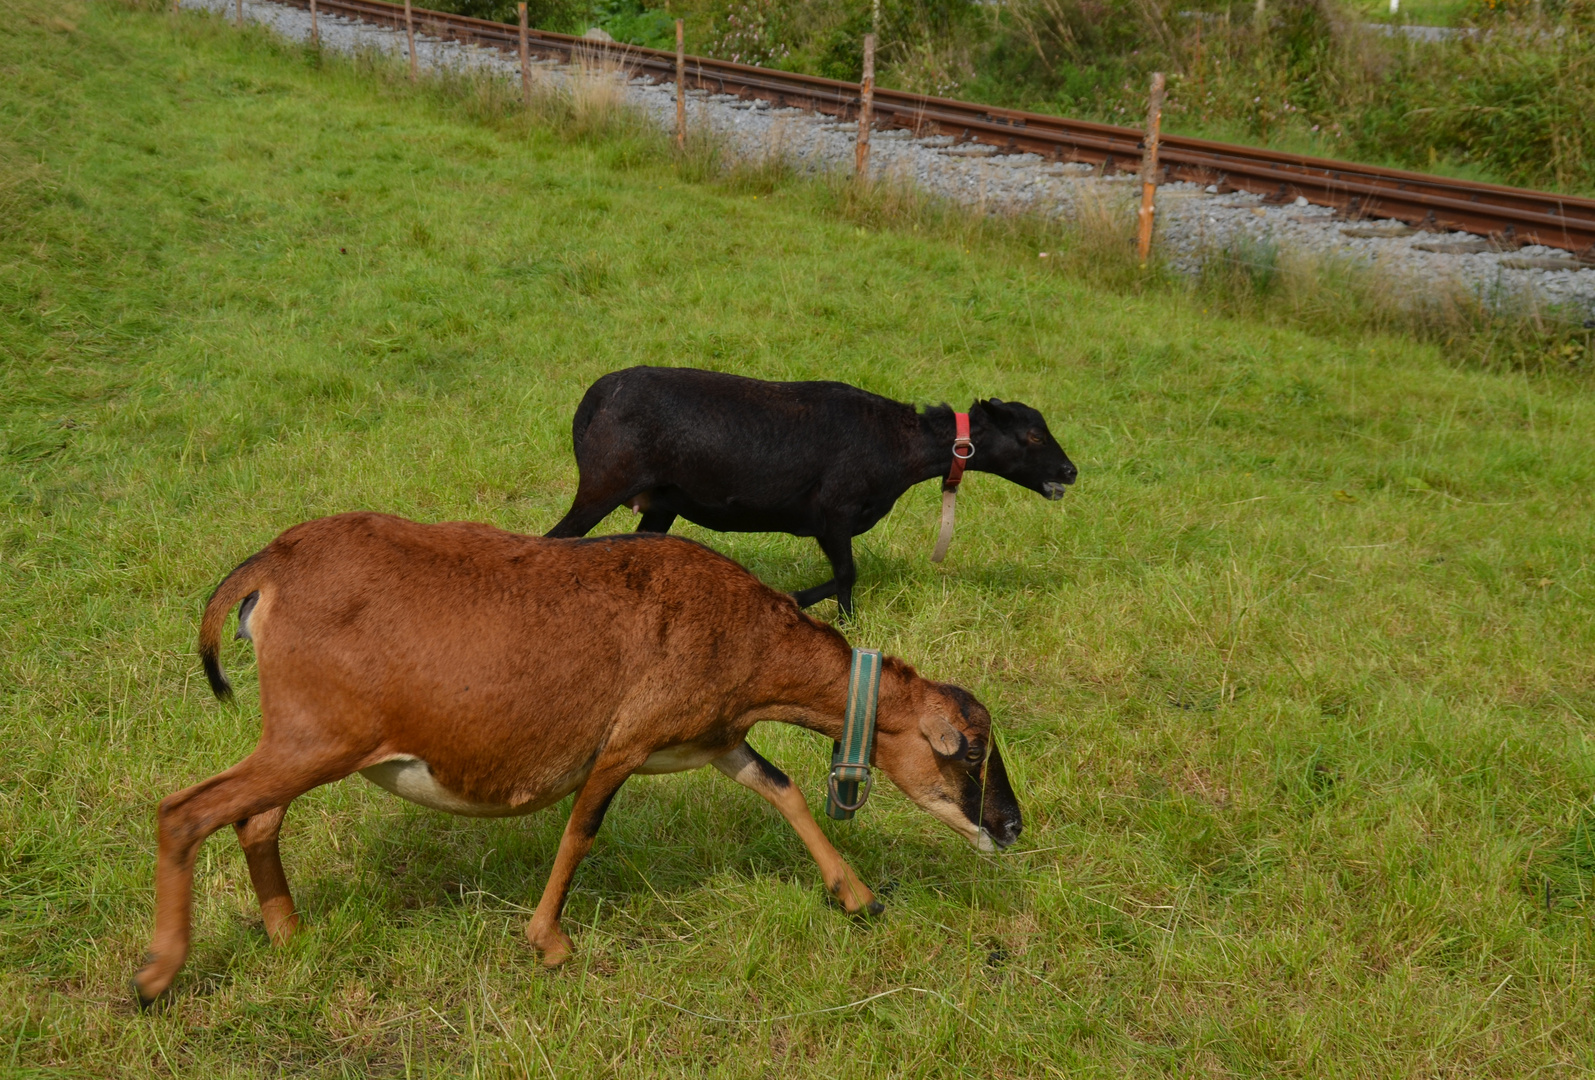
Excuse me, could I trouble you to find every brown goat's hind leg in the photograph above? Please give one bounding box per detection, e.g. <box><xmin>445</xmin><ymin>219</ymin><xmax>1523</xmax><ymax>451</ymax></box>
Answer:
<box><xmin>712</xmin><ymin>743</ymin><xmax>881</xmax><ymax>916</ymax></box>
<box><xmin>134</xmin><ymin>753</ymin><xmax>348</xmax><ymax>1008</ymax></box>
<box><xmin>234</xmin><ymin>804</ymin><xmax>297</xmax><ymax>945</ymax></box>
<box><xmin>526</xmin><ymin>758</ymin><xmax>636</xmax><ymax>966</ymax></box>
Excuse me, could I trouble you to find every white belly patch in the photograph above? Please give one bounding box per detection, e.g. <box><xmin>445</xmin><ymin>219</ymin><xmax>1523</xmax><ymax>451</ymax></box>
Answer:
<box><xmin>359</xmin><ymin>756</ymin><xmax>532</xmax><ymax>818</ymax></box>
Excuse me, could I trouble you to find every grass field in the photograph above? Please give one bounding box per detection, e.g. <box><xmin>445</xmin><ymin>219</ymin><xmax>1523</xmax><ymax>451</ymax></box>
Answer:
<box><xmin>4</xmin><ymin>2</ymin><xmax>1595</xmax><ymax>1076</ymax></box>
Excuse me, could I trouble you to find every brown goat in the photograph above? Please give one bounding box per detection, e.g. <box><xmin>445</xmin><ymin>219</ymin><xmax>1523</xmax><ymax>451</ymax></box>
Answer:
<box><xmin>133</xmin><ymin>513</ymin><xmax>1022</xmax><ymax>1006</ymax></box>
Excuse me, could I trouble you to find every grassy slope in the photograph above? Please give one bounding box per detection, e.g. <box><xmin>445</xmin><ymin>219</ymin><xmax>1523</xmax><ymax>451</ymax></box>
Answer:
<box><xmin>3</xmin><ymin>3</ymin><xmax>1595</xmax><ymax>1076</ymax></box>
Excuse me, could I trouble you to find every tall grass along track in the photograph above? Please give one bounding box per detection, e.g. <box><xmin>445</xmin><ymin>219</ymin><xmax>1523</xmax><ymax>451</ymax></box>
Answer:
<box><xmin>252</xmin><ymin>0</ymin><xmax>1595</xmax><ymax>255</ymax></box>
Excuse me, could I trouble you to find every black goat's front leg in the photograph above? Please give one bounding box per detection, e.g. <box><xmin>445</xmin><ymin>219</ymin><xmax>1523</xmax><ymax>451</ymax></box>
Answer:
<box><xmin>793</xmin><ymin>530</ymin><xmax>857</xmax><ymax>616</ymax></box>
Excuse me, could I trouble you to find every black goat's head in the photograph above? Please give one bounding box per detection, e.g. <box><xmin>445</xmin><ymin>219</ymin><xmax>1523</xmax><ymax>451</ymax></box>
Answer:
<box><xmin>968</xmin><ymin>399</ymin><xmax>1077</xmax><ymax>499</ymax></box>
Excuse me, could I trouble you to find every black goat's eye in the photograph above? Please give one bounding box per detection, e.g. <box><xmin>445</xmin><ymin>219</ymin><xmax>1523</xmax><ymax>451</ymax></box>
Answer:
<box><xmin>1026</xmin><ymin>431</ymin><xmax>1043</xmax><ymax>446</ymax></box>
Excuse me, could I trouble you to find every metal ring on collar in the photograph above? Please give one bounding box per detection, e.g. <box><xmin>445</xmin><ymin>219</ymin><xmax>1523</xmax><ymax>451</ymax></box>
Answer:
<box><xmin>827</xmin><ymin>768</ymin><xmax>874</xmax><ymax>812</ymax></box>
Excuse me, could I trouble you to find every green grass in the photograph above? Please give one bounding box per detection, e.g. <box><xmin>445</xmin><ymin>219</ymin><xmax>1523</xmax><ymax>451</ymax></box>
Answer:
<box><xmin>4</xmin><ymin>2</ymin><xmax>1595</xmax><ymax>1075</ymax></box>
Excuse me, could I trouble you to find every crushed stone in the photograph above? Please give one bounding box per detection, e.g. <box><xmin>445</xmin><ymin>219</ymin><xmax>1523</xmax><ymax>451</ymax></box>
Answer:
<box><xmin>181</xmin><ymin>0</ymin><xmax>1595</xmax><ymax>315</ymax></box>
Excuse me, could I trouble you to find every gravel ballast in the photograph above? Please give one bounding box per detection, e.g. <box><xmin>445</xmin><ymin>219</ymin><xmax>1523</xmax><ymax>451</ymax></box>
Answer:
<box><xmin>182</xmin><ymin>0</ymin><xmax>1595</xmax><ymax>315</ymax></box>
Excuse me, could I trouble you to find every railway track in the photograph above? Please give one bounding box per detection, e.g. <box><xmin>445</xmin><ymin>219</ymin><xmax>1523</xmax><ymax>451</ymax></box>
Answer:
<box><xmin>274</xmin><ymin>0</ymin><xmax>1595</xmax><ymax>256</ymax></box>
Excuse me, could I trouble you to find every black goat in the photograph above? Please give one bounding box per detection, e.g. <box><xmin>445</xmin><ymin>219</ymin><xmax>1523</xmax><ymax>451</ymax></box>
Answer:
<box><xmin>545</xmin><ymin>367</ymin><xmax>1078</xmax><ymax>615</ymax></box>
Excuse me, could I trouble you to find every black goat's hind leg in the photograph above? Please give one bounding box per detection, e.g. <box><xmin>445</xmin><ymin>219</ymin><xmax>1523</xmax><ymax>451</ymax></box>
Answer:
<box><xmin>636</xmin><ymin>510</ymin><xmax>677</xmax><ymax>533</ymax></box>
<box><xmin>792</xmin><ymin>576</ymin><xmax>839</xmax><ymax>609</ymax></box>
<box><xmin>546</xmin><ymin>486</ymin><xmax>630</xmax><ymax>538</ymax></box>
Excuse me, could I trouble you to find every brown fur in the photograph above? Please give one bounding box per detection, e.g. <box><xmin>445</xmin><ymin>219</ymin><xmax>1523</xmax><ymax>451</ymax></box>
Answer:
<box><xmin>134</xmin><ymin>512</ymin><xmax>1020</xmax><ymax>1006</ymax></box>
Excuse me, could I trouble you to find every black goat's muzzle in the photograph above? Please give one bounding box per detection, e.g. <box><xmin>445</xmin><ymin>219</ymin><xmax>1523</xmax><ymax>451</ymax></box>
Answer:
<box><xmin>1042</xmin><ymin>481</ymin><xmax>1070</xmax><ymax>500</ymax></box>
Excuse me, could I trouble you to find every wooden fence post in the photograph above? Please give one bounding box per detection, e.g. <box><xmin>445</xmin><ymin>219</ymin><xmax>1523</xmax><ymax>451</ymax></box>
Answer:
<box><xmin>855</xmin><ymin>33</ymin><xmax>875</xmax><ymax>178</ymax></box>
<box><xmin>1136</xmin><ymin>71</ymin><xmax>1166</xmax><ymax>266</ymax></box>
<box><xmin>310</xmin><ymin>0</ymin><xmax>318</xmax><ymax>44</ymax></box>
<box><xmin>404</xmin><ymin>0</ymin><xmax>417</xmax><ymax>81</ymax></box>
<box><xmin>518</xmin><ymin>3</ymin><xmax>530</xmax><ymax>105</ymax></box>
<box><xmin>675</xmin><ymin>20</ymin><xmax>686</xmax><ymax>151</ymax></box>
<box><xmin>235</xmin><ymin>0</ymin><xmax>243</xmax><ymax>27</ymax></box>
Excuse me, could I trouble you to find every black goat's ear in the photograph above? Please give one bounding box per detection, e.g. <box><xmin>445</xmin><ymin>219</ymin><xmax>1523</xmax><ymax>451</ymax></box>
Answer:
<box><xmin>985</xmin><ymin>399</ymin><xmax>1027</xmax><ymax>427</ymax></box>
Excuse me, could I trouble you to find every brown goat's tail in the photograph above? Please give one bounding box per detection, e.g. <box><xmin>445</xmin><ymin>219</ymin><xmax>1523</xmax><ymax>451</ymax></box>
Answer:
<box><xmin>199</xmin><ymin>549</ymin><xmax>273</xmax><ymax>702</ymax></box>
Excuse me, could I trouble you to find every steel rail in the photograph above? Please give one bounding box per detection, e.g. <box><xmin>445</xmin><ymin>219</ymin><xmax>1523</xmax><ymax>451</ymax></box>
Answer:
<box><xmin>269</xmin><ymin>0</ymin><xmax>1595</xmax><ymax>254</ymax></box>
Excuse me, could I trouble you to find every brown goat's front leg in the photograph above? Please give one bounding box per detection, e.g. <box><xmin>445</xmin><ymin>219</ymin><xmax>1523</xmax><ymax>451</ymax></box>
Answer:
<box><xmin>525</xmin><ymin>760</ymin><xmax>635</xmax><ymax>966</ymax></box>
<box><xmin>712</xmin><ymin>743</ymin><xmax>882</xmax><ymax>916</ymax></box>
<box><xmin>234</xmin><ymin>804</ymin><xmax>297</xmax><ymax>945</ymax></box>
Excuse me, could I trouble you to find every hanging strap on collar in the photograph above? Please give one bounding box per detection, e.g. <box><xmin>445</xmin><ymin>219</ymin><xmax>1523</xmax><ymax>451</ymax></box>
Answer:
<box><xmin>826</xmin><ymin>647</ymin><xmax>883</xmax><ymax>820</ymax></box>
<box><xmin>931</xmin><ymin>412</ymin><xmax>973</xmax><ymax>564</ymax></box>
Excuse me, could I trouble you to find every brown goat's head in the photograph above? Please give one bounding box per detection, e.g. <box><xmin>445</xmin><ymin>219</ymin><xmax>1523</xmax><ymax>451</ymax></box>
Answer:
<box><xmin>875</xmin><ymin>678</ymin><xmax>1023</xmax><ymax>852</ymax></box>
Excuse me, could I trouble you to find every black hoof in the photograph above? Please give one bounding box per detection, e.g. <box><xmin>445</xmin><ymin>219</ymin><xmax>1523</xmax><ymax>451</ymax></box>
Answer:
<box><xmin>132</xmin><ymin>955</ymin><xmax>173</xmax><ymax>1011</ymax></box>
<box><xmin>131</xmin><ymin>976</ymin><xmax>171</xmax><ymax>1012</ymax></box>
<box><xmin>867</xmin><ymin>899</ymin><xmax>885</xmax><ymax>916</ymax></box>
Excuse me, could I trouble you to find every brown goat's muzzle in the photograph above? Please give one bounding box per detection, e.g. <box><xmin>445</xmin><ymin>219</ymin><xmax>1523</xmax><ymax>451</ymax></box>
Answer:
<box><xmin>977</xmin><ymin>743</ymin><xmax>1023</xmax><ymax>850</ymax></box>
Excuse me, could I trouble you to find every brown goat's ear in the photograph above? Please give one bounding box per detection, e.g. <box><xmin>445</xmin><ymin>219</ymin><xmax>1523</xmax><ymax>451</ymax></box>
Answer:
<box><xmin>920</xmin><ymin>713</ymin><xmax>968</xmax><ymax>758</ymax></box>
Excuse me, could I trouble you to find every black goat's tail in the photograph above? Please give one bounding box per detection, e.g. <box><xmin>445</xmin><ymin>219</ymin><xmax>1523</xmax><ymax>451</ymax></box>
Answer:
<box><xmin>198</xmin><ymin>549</ymin><xmax>274</xmax><ymax>702</ymax></box>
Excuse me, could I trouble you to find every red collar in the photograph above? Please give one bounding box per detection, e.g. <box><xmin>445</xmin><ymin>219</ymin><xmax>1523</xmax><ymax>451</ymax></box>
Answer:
<box><xmin>945</xmin><ymin>412</ymin><xmax>974</xmax><ymax>488</ymax></box>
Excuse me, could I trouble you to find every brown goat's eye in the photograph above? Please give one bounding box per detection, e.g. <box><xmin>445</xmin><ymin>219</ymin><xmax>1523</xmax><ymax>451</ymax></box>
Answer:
<box><xmin>1026</xmin><ymin>431</ymin><xmax>1043</xmax><ymax>446</ymax></box>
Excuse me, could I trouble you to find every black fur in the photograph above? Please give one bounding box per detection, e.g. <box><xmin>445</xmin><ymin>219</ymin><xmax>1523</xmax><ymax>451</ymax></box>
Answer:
<box><xmin>939</xmin><ymin>685</ymin><xmax>1022</xmax><ymax>848</ymax></box>
<box><xmin>545</xmin><ymin>367</ymin><xmax>1077</xmax><ymax>615</ymax></box>
<box><xmin>978</xmin><ymin>743</ymin><xmax>1023</xmax><ymax>849</ymax></box>
<box><xmin>579</xmin><ymin>785</ymin><xmax>623</xmax><ymax>839</ymax></box>
<box><xmin>202</xmin><ymin>649</ymin><xmax>232</xmax><ymax>703</ymax></box>
<box><xmin>743</xmin><ymin>744</ymin><xmax>792</xmax><ymax>790</ymax></box>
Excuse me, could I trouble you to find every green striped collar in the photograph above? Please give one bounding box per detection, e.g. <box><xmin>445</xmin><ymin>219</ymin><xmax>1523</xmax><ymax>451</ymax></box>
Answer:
<box><xmin>826</xmin><ymin>648</ymin><xmax>882</xmax><ymax>820</ymax></box>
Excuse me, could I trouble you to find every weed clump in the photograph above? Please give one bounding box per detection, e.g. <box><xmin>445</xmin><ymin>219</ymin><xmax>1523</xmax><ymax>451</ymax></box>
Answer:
<box><xmin>627</xmin><ymin>0</ymin><xmax>1595</xmax><ymax>194</ymax></box>
<box><xmin>1191</xmin><ymin>234</ymin><xmax>1595</xmax><ymax>371</ymax></box>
